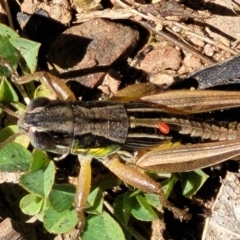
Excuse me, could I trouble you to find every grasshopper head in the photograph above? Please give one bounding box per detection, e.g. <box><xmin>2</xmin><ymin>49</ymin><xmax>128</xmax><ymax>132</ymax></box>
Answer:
<box><xmin>18</xmin><ymin>97</ymin><xmax>74</xmax><ymax>156</ymax></box>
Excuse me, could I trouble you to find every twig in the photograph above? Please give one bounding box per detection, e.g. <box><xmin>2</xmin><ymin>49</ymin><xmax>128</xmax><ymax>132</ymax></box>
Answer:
<box><xmin>76</xmin><ymin>0</ymin><xmax>235</xmax><ymax>64</ymax></box>
<box><xmin>164</xmin><ymin>20</ymin><xmax>239</xmax><ymax>55</ymax></box>
<box><xmin>136</xmin><ymin>20</ymin><xmax>216</xmax><ymax>64</ymax></box>
<box><xmin>185</xmin><ymin>31</ymin><xmax>238</xmax><ymax>55</ymax></box>
<box><xmin>0</xmin><ymin>133</ymin><xmax>21</xmax><ymax>149</ymax></box>
<box><xmin>0</xmin><ymin>105</ymin><xmax>21</xmax><ymax>118</ymax></box>
<box><xmin>76</xmin><ymin>8</ymin><xmax>134</xmax><ymax>22</ymax></box>
<box><xmin>2</xmin><ymin>0</ymin><xmax>14</xmax><ymax>29</ymax></box>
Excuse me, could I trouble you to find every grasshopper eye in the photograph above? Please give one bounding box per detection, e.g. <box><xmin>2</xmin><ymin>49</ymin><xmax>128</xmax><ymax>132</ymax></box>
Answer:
<box><xmin>27</xmin><ymin>97</ymin><xmax>51</xmax><ymax>111</ymax></box>
<box><xmin>29</xmin><ymin>128</ymin><xmax>56</xmax><ymax>150</ymax></box>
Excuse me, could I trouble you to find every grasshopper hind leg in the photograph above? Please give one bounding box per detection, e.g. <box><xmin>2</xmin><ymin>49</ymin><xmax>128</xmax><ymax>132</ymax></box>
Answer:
<box><xmin>103</xmin><ymin>155</ymin><xmax>191</xmax><ymax>221</ymax></box>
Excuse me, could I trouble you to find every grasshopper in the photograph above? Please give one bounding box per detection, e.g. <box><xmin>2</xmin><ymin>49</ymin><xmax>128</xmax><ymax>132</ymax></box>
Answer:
<box><xmin>13</xmin><ymin>70</ymin><xmax>240</xmax><ymax>238</ymax></box>
<box><xmin>2</xmin><ymin>56</ymin><xmax>240</xmax><ymax>238</ymax></box>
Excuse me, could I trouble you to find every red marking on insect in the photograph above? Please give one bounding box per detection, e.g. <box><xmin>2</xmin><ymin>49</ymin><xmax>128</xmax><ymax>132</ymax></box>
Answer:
<box><xmin>157</xmin><ymin>122</ymin><xmax>170</xmax><ymax>134</ymax></box>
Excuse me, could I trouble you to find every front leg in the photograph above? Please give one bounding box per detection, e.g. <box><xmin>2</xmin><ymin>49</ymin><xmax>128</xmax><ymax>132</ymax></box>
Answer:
<box><xmin>72</xmin><ymin>155</ymin><xmax>92</xmax><ymax>239</ymax></box>
<box><xmin>0</xmin><ymin>57</ymin><xmax>75</xmax><ymax>101</ymax></box>
<box><xmin>18</xmin><ymin>72</ymin><xmax>76</xmax><ymax>101</ymax></box>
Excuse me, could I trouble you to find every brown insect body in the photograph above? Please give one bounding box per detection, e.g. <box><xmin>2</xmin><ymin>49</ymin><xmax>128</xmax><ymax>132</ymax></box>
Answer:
<box><xmin>18</xmin><ymin>96</ymin><xmax>240</xmax><ymax>159</ymax></box>
<box><xmin>16</xmin><ymin>81</ymin><xmax>240</xmax><ymax>239</ymax></box>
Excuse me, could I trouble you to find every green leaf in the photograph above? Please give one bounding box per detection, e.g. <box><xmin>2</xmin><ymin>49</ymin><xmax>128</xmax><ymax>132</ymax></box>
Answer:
<box><xmin>43</xmin><ymin>206</ymin><xmax>78</xmax><ymax>234</ymax></box>
<box><xmin>30</xmin><ymin>149</ymin><xmax>50</xmax><ymax>172</ymax></box>
<box><xmin>0</xmin><ymin>23</ymin><xmax>19</xmax><ymax>38</ymax></box>
<box><xmin>36</xmin><ymin>211</ymin><xmax>45</xmax><ymax>222</ymax></box>
<box><xmin>0</xmin><ymin>142</ymin><xmax>31</xmax><ymax>171</ymax></box>
<box><xmin>85</xmin><ymin>187</ymin><xmax>103</xmax><ymax>215</ymax></box>
<box><xmin>36</xmin><ymin>199</ymin><xmax>49</xmax><ymax>222</ymax></box>
<box><xmin>0</xmin><ymin>76</ymin><xmax>18</xmax><ymax>102</ymax></box>
<box><xmin>20</xmin><ymin>193</ymin><xmax>44</xmax><ymax>215</ymax></box>
<box><xmin>131</xmin><ymin>195</ymin><xmax>158</xmax><ymax>221</ymax></box>
<box><xmin>10</xmin><ymin>37</ymin><xmax>40</xmax><ymax>74</ymax></box>
<box><xmin>82</xmin><ymin>211</ymin><xmax>125</xmax><ymax>240</ymax></box>
<box><xmin>179</xmin><ymin>170</ymin><xmax>209</xmax><ymax>198</ymax></box>
<box><xmin>0</xmin><ymin>35</ymin><xmax>19</xmax><ymax>76</ymax></box>
<box><xmin>11</xmin><ymin>101</ymin><xmax>27</xmax><ymax>114</ymax></box>
<box><xmin>14</xmin><ymin>134</ymin><xmax>30</xmax><ymax>148</ymax></box>
<box><xmin>0</xmin><ymin>125</ymin><xmax>23</xmax><ymax>144</ymax></box>
<box><xmin>161</xmin><ymin>174</ymin><xmax>179</xmax><ymax>198</ymax></box>
<box><xmin>34</xmin><ymin>84</ymin><xmax>56</xmax><ymax>99</ymax></box>
<box><xmin>49</xmin><ymin>184</ymin><xmax>75</xmax><ymax>212</ymax></box>
<box><xmin>113</xmin><ymin>192</ymin><xmax>135</xmax><ymax>225</ymax></box>
<box><xmin>144</xmin><ymin>192</ymin><xmax>162</xmax><ymax>209</ymax></box>
<box><xmin>19</xmin><ymin>161</ymin><xmax>55</xmax><ymax>198</ymax></box>
<box><xmin>0</xmin><ymin>125</ymin><xmax>19</xmax><ymax>141</ymax></box>
<box><xmin>0</xmin><ymin>24</ymin><xmax>40</xmax><ymax>75</ymax></box>
<box><xmin>24</xmin><ymin>81</ymin><xmax>36</xmax><ymax>100</ymax></box>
